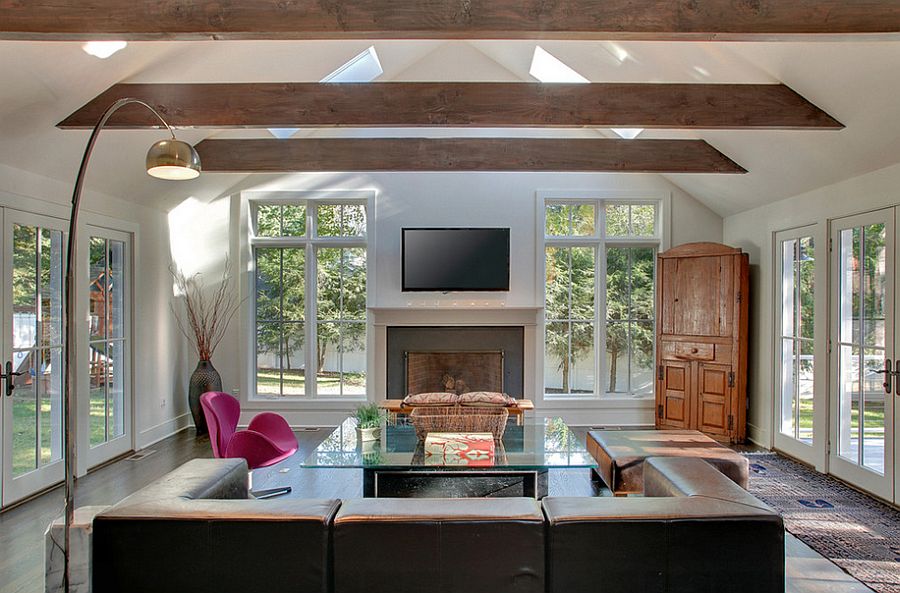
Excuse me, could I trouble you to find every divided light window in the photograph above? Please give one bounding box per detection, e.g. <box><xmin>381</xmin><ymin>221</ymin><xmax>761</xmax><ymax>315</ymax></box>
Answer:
<box><xmin>252</xmin><ymin>201</ymin><xmax>367</xmax><ymax>399</ymax></box>
<box><xmin>544</xmin><ymin>200</ymin><xmax>659</xmax><ymax>398</ymax></box>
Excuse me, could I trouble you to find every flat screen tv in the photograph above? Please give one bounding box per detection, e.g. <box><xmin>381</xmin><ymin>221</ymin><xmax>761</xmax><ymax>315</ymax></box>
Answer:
<box><xmin>402</xmin><ymin>228</ymin><xmax>510</xmax><ymax>292</ymax></box>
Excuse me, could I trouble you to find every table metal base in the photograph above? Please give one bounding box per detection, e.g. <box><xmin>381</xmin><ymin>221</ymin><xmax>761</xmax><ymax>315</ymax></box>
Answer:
<box><xmin>363</xmin><ymin>468</ymin><xmax>549</xmax><ymax>499</ymax></box>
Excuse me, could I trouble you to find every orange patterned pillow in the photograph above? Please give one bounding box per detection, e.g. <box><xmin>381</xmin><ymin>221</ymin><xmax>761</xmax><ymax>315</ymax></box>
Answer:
<box><xmin>458</xmin><ymin>391</ymin><xmax>516</xmax><ymax>407</ymax></box>
<box><xmin>402</xmin><ymin>392</ymin><xmax>460</xmax><ymax>407</ymax></box>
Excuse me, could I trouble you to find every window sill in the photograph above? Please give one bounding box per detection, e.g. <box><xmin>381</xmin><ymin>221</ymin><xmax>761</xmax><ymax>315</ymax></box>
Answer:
<box><xmin>541</xmin><ymin>394</ymin><xmax>654</xmax><ymax>408</ymax></box>
<box><xmin>245</xmin><ymin>396</ymin><xmax>368</xmax><ymax>409</ymax></box>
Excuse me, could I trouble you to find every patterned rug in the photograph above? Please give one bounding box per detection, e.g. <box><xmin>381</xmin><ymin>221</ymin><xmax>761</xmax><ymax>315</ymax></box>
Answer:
<box><xmin>744</xmin><ymin>453</ymin><xmax>900</xmax><ymax>593</ymax></box>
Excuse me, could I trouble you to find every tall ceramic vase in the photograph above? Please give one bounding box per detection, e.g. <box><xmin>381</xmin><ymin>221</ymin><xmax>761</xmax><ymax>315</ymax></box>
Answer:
<box><xmin>189</xmin><ymin>360</ymin><xmax>222</xmax><ymax>436</ymax></box>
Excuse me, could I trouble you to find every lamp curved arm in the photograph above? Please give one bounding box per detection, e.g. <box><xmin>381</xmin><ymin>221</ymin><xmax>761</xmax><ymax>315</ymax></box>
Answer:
<box><xmin>62</xmin><ymin>97</ymin><xmax>177</xmax><ymax>593</ymax></box>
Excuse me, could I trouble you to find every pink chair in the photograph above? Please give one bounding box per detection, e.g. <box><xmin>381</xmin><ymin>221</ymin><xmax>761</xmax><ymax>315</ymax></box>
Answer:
<box><xmin>200</xmin><ymin>391</ymin><xmax>298</xmax><ymax>469</ymax></box>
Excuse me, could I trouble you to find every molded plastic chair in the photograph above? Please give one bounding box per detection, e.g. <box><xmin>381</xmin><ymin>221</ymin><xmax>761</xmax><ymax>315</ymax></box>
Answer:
<box><xmin>200</xmin><ymin>391</ymin><xmax>298</xmax><ymax>469</ymax></box>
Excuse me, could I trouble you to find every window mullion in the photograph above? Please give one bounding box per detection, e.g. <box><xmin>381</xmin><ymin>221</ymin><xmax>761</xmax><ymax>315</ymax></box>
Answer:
<box><xmin>307</xmin><ymin>242</ymin><xmax>316</xmax><ymax>398</ymax></box>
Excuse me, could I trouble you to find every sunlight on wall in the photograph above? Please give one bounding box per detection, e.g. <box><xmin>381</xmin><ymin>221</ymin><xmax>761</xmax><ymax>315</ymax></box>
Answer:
<box><xmin>167</xmin><ymin>195</ymin><xmax>231</xmax><ymax>289</ymax></box>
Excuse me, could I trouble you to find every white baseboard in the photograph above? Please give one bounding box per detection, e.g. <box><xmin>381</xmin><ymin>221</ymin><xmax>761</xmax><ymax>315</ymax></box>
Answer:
<box><xmin>136</xmin><ymin>413</ymin><xmax>192</xmax><ymax>450</ymax></box>
<box><xmin>746</xmin><ymin>422</ymin><xmax>771</xmax><ymax>448</ymax></box>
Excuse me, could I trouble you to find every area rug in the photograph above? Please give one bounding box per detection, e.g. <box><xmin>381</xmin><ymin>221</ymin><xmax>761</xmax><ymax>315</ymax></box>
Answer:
<box><xmin>744</xmin><ymin>453</ymin><xmax>900</xmax><ymax>593</ymax></box>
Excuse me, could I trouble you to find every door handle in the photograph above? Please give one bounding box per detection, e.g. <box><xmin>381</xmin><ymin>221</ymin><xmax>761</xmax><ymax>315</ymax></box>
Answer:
<box><xmin>874</xmin><ymin>359</ymin><xmax>893</xmax><ymax>395</ymax></box>
<box><xmin>1</xmin><ymin>360</ymin><xmax>25</xmax><ymax>396</ymax></box>
<box><xmin>896</xmin><ymin>360</ymin><xmax>900</xmax><ymax>396</ymax></box>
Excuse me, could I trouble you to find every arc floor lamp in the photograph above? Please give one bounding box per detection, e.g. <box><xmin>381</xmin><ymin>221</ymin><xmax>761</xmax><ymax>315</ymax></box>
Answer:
<box><xmin>62</xmin><ymin>98</ymin><xmax>201</xmax><ymax>591</ymax></box>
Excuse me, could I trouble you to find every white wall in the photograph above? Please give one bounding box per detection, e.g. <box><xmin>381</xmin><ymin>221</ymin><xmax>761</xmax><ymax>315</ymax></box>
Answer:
<box><xmin>168</xmin><ymin>171</ymin><xmax>723</xmax><ymax>426</ymax></box>
<box><xmin>723</xmin><ymin>161</ymin><xmax>900</xmax><ymax>450</ymax></box>
<box><xmin>0</xmin><ymin>162</ymin><xmax>189</xmax><ymax>462</ymax></box>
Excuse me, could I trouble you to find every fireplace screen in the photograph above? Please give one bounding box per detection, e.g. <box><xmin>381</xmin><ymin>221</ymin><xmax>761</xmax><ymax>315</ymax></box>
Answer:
<box><xmin>405</xmin><ymin>351</ymin><xmax>504</xmax><ymax>395</ymax></box>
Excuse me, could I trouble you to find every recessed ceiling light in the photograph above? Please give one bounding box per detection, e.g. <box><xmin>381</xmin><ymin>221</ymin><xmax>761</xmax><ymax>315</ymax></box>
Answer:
<box><xmin>82</xmin><ymin>41</ymin><xmax>128</xmax><ymax>59</ymax></box>
<box><xmin>611</xmin><ymin>128</ymin><xmax>644</xmax><ymax>140</ymax></box>
<box><xmin>529</xmin><ymin>46</ymin><xmax>589</xmax><ymax>83</ymax></box>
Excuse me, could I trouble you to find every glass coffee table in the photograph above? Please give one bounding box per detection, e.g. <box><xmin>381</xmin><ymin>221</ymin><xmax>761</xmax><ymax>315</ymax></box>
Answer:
<box><xmin>277</xmin><ymin>415</ymin><xmax>595</xmax><ymax>498</ymax></box>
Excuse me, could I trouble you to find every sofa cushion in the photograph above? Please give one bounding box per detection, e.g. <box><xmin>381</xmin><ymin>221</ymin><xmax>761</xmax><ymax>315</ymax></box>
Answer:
<box><xmin>458</xmin><ymin>391</ymin><xmax>516</xmax><ymax>407</ymax></box>
<box><xmin>402</xmin><ymin>392</ymin><xmax>459</xmax><ymax>407</ymax></box>
<box><xmin>542</xmin><ymin>457</ymin><xmax>784</xmax><ymax>593</ymax></box>
<box><xmin>334</xmin><ymin>498</ymin><xmax>544</xmax><ymax>593</ymax></box>
<box><xmin>93</xmin><ymin>458</ymin><xmax>340</xmax><ymax>593</ymax></box>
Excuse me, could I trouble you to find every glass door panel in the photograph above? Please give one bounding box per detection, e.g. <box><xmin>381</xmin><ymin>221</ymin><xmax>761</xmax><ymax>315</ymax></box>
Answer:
<box><xmin>774</xmin><ymin>228</ymin><xmax>823</xmax><ymax>467</ymax></box>
<box><xmin>2</xmin><ymin>211</ymin><xmax>66</xmax><ymax>506</ymax></box>
<box><xmin>830</xmin><ymin>210</ymin><xmax>895</xmax><ymax>501</ymax></box>
<box><xmin>81</xmin><ymin>227</ymin><xmax>131</xmax><ymax>469</ymax></box>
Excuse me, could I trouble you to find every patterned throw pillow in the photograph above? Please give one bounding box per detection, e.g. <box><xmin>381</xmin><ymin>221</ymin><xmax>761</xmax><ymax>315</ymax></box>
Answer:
<box><xmin>457</xmin><ymin>391</ymin><xmax>516</xmax><ymax>407</ymax></box>
<box><xmin>402</xmin><ymin>392</ymin><xmax>460</xmax><ymax>407</ymax></box>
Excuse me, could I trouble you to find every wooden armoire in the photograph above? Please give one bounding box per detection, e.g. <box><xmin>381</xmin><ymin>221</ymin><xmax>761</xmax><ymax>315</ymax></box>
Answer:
<box><xmin>655</xmin><ymin>242</ymin><xmax>749</xmax><ymax>443</ymax></box>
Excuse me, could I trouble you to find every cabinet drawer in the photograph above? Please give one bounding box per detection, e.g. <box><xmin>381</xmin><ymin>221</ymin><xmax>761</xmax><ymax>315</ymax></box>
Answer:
<box><xmin>672</xmin><ymin>342</ymin><xmax>715</xmax><ymax>361</ymax></box>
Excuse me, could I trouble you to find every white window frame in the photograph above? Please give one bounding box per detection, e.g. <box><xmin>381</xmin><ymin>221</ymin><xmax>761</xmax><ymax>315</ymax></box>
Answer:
<box><xmin>243</xmin><ymin>191</ymin><xmax>374</xmax><ymax>404</ymax></box>
<box><xmin>772</xmin><ymin>223</ymin><xmax>828</xmax><ymax>470</ymax></box>
<box><xmin>537</xmin><ymin>191</ymin><xmax>668</xmax><ymax>401</ymax></box>
<box><xmin>75</xmin><ymin>215</ymin><xmax>136</xmax><ymax>475</ymax></box>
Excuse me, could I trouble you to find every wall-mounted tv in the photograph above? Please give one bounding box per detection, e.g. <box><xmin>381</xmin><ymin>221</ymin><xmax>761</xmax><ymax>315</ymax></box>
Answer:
<box><xmin>402</xmin><ymin>228</ymin><xmax>510</xmax><ymax>292</ymax></box>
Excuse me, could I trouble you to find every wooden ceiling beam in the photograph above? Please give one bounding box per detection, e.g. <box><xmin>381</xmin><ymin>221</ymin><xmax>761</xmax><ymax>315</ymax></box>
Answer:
<box><xmin>193</xmin><ymin>138</ymin><xmax>747</xmax><ymax>174</ymax></box>
<box><xmin>58</xmin><ymin>83</ymin><xmax>842</xmax><ymax>130</ymax></box>
<box><xmin>4</xmin><ymin>1</ymin><xmax>900</xmax><ymax>41</ymax></box>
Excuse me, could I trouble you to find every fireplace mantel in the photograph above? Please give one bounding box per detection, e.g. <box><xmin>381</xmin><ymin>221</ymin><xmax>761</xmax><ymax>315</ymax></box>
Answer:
<box><xmin>370</xmin><ymin>306</ymin><xmax>541</xmax><ymax>327</ymax></box>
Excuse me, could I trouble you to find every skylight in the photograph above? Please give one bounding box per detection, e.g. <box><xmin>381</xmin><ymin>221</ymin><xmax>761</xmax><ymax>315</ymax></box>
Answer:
<box><xmin>322</xmin><ymin>46</ymin><xmax>384</xmax><ymax>83</ymax></box>
<box><xmin>268</xmin><ymin>46</ymin><xmax>383</xmax><ymax>139</ymax></box>
<box><xmin>529</xmin><ymin>46</ymin><xmax>588</xmax><ymax>83</ymax></box>
<box><xmin>268</xmin><ymin>128</ymin><xmax>300</xmax><ymax>139</ymax></box>
<box><xmin>82</xmin><ymin>41</ymin><xmax>127</xmax><ymax>59</ymax></box>
<box><xmin>529</xmin><ymin>47</ymin><xmax>643</xmax><ymax>140</ymax></box>
<box><xmin>611</xmin><ymin>128</ymin><xmax>644</xmax><ymax>140</ymax></box>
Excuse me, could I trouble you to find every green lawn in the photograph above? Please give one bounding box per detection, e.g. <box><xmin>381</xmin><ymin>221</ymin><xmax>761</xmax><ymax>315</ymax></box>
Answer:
<box><xmin>792</xmin><ymin>396</ymin><xmax>884</xmax><ymax>440</ymax></box>
<box><xmin>13</xmin><ymin>391</ymin><xmax>109</xmax><ymax>476</ymax></box>
<box><xmin>256</xmin><ymin>369</ymin><xmax>365</xmax><ymax>395</ymax></box>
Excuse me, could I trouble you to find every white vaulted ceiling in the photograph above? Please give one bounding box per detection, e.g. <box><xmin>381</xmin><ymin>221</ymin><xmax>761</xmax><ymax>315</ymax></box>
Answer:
<box><xmin>1</xmin><ymin>39</ymin><xmax>899</xmax><ymax>216</ymax></box>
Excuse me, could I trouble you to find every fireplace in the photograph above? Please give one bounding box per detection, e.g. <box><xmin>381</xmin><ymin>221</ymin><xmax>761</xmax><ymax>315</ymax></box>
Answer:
<box><xmin>406</xmin><ymin>351</ymin><xmax>505</xmax><ymax>395</ymax></box>
<box><xmin>386</xmin><ymin>326</ymin><xmax>524</xmax><ymax>397</ymax></box>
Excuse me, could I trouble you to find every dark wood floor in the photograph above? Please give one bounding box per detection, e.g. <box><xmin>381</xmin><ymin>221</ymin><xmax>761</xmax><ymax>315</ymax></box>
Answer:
<box><xmin>0</xmin><ymin>426</ymin><xmax>603</xmax><ymax>593</ymax></box>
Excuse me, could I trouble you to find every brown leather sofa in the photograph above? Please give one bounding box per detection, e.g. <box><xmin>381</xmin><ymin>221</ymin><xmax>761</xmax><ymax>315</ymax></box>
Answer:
<box><xmin>92</xmin><ymin>459</ymin><xmax>339</xmax><ymax>593</ymax></box>
<box><xmin>543</xmin><ymin>457</ymin><xmax>784</xmax><ymax>593</ymax></box>
<box><xmin>92</xmin><ymin>456</ymin><xmax>783</xmax><ymax>593</ymax></box>
<box><xmin>333</xmin><ymin>498</ymin><xmax>545</xmax><ymax>593</ymax></box>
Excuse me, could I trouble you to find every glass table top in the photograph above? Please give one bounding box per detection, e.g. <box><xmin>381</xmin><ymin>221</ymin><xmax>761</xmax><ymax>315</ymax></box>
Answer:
<box><xmin>294</xmin><ymin>416</ymin><xmax>595</xmax><ymax>470</ymax></box>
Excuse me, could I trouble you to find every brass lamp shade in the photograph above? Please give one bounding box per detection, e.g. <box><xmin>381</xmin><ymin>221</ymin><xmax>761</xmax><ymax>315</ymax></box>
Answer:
<box><xmin>146</xmin><ymin>138</ymin><xmax>201</xmax><ymax>180</ymax></box>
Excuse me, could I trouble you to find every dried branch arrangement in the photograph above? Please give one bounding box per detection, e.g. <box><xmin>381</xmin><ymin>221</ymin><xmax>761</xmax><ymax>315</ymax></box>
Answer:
<box><xmin>170</xmin><ymin>259</ymin><xmax>242</xmax><ymax>361</ymax></box>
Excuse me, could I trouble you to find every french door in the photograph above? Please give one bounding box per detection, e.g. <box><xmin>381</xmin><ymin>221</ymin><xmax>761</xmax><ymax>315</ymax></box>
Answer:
<box><xmin>79</xmin><ymin>226</ymin><xmax>132</xmax><ymax>470</ymax></box>
<box><xmin>774</xmin><ymin>226</ymin><xmax>827</xmax><ymax>469</ymax></box>
<box><xmin>830</xmin><ymin>209</ymin><xmax>896</xmax><ymax>502</ymax></box>
<box><xmin>1</xmin><ymin>210</ymin><xmax>67</xmax><ymax>506</ymax></box>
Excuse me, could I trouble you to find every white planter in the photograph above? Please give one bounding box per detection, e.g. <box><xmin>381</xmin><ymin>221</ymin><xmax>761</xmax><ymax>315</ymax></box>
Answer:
<box><xmin>357</xmin><ymin>426</ymin><xmax>381</xmax><ymax>442</ymax></box>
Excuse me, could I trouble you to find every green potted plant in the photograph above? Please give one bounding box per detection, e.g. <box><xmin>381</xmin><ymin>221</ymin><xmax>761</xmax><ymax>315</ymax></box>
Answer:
<box><xmin>355</xmin><ymin>403</ymin><xmax>384</xmax><ymax>442</ymax></box>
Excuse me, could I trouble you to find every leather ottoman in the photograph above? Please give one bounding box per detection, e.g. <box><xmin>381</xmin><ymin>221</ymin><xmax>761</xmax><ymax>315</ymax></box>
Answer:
<box><xmin>587</xmin><ymin>429</ymin><xmax>749</xmax><ymax>495</ymax></box>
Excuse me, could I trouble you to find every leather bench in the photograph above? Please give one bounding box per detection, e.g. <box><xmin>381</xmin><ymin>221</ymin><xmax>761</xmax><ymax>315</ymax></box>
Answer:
<box><xmin>587</xmin><ymin>429</ymin><xmax>750</xmax><ymax>495</ymax></box>
<box><xmin>543</xmin><ymin>456</ymin><xmax>784</xmax><ymax>593</ymax></box>
<box><xmin>333</xmin><ymin>498</ymin><xmax>545</xmax><ymax>593</ymax></box>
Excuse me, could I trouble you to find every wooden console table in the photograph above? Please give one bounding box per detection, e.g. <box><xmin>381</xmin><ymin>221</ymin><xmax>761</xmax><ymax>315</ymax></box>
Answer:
<box><xmin>378</xmin><ymin>399</ymin><xmax>534</xmax><ymax>425</ymax></box>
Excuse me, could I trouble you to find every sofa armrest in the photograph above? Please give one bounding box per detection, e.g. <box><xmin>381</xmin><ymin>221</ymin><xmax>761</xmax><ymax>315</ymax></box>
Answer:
<box><xmin>643</xmin><ymin>457</ymin><xmax>773</xmax><ymax>512</ymax></box>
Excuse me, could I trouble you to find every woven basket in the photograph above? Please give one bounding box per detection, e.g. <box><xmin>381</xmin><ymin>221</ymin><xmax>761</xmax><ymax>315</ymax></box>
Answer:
<box><xmin>409</xmin><ymin>406</ymin><xmax>509</xmax><ymax>441</ymax></box>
